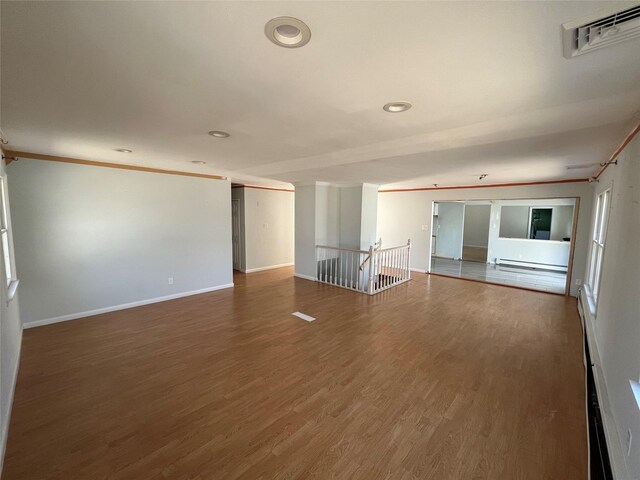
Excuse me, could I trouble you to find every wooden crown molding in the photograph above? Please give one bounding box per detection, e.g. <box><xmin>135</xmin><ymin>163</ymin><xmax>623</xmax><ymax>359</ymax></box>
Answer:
<box><xmin>232</xmin><ymin>185</ymin><xmax>294</xmax><ymax>193</ymax></box>
<box><xmin>595</xmin><ymin>121</ymin><xmax>640</xmax><ymax>180</ymax></box>
<box><xmin>3</xmin><ymin>150</ymin><xmax>227</xmax><ymax>181</ymax></box>
<box><xmin>379</xmin><ymin>178</ymin><xmax>589</xmax><ymax>193</ymax></box>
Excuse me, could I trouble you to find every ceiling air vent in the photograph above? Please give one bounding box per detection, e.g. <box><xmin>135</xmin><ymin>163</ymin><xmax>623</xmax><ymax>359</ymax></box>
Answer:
<box><xmin>562</xmin><ymin>3</ymin><xmax>640</xmax><ymax>58</ymax></box>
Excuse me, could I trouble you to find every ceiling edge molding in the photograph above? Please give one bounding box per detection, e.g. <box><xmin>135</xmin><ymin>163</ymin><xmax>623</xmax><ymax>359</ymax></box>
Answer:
<box><xmin>594</xmin><ymin>121</ymin><xmax>640</xmax><ymax>180</ymax></box>
<box><xmin>379</xmin><ymin>178</ymin><xmax>589</xmax><ymax>193</ymax></box>
<box><xmin>3</xmin><ymin>150</ymin><xmax>227</xmax><ymax>181</ymax></box>
<box><xmin>232</xmin><ymin>185</ymin><xmax>294</xmax><ymax>193</ymax></box>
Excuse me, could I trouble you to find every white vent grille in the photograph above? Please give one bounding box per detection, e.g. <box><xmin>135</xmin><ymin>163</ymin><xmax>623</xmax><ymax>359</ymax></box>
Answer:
<box><xmin>562</xmin><ymin>3</ymin><xmax>640</xmax><ymax>58</ymax></box>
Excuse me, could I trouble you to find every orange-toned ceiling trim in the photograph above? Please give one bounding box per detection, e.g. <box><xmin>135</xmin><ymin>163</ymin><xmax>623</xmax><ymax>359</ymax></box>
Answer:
<box><xmin>3</xmin><ymin>150</ymin><xmax>226</xmax><ymax>181</ymax></box>
<box><xmin>379</xmin><ymin>178</ymin><xmax>589</xmax><ymax>193</ymax></box>
<box><xmin>1</xmin><ymin>146</ymin><xmax>16</xmax><ymax>165</ymax></box>
<box><xmin>232</xmin><ymin>185</ymin><xmax>294</xmax><ymax>193</ymax></box>
<box><xmin>594</xmin><ymin>122</ymin><xmax>640</xmax><ymax>180</ymax></box>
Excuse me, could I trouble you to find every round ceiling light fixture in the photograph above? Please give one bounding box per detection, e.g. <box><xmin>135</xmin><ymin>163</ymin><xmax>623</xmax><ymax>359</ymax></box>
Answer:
<box><xmin>208</xmin><ymin>130</ymin><xmax>230</xmax><ymax>138</ymax></box>
<box><xmin>114</xmin><ymin>148</ymin><xmax>132</xmax><ymax>153</ymax></box>
<box><xmin>192</xmin><ymin>161</ymin><xmax>207</xmax><ymax>165</ymax></box>
<box><xmin>383</xmin><ymin>101</ymin><xmax>412</xmax><ymax>113</ymax></box>
<box><xmin>265</xmin><ymin>16</ymin><xmax>311</xmax><ymax>48</ymax></box>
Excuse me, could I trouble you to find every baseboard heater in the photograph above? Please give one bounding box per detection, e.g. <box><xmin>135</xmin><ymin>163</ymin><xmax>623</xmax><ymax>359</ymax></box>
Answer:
<box><xmin>495</xmin><ymin>258</ymin><xmax>568</xmax><ymax>273</ymax></box>
<box><xmin>578</xmin><ymin>290</ymin><xmax>615</xmax><ymax>480</ymax></box>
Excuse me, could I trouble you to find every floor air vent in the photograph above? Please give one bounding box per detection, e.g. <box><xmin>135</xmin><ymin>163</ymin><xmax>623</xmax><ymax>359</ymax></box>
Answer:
<box><xmin>562</xmin><ymin>3</ymin><xmax>640</xmax><ymax>58</ymax></box>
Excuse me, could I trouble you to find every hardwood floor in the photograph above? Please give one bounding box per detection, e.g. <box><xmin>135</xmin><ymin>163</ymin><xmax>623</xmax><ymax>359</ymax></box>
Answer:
<box><xmin>3</xmin><ymin>267</ymin><xmax>586</xmax><ymax>479</ymax></box>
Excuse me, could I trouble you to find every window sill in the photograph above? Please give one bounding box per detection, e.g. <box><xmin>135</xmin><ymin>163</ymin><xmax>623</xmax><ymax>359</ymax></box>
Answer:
<box><xmin>7</xmin><ymin>279</ymin><xmax>19</xmax><ymax>303</ymax></box>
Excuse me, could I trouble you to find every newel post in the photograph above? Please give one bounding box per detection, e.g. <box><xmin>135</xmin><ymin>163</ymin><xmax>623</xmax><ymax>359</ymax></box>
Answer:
<box><xmin>407</xmin><ymin>239</ymin><xmax>411</xmax><ymax>280</ymax></box>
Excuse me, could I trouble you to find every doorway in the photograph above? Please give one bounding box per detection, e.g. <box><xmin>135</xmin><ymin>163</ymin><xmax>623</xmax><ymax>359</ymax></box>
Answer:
<box><xmin>462</xmin><ymin>203</ymin><xmax>491</xmax><ymax>263</ymax></box>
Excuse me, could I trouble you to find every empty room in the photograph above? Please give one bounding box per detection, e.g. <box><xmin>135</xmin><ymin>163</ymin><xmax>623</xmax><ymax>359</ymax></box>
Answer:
<box><xmin>1</xmin><ymin>1</ymin><xmax>639</xmax><ymax>479</ymax></box>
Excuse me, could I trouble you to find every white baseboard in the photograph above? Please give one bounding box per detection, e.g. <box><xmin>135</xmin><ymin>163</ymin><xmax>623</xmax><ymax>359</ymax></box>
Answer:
<box><xmin>410</xmin><ymin>268</ymin><xmax>427</xmax><ymax>274</ymax></box>
<box><xmin>23</xmin><ymin>283</ymin><xmax>235</xmax><ymax>329</ymax></box>
<box><xmin>294</xmin><ymin>273</ymin><xmax>316</xmax><ymax>282</ymax></box>
<box><xmin>0</xmin><ymin>327</ymin><xmax>22</xmax><ymax>476</ymax></box>
<box><xmin>243</xmin><ymin>263</ymin><xmax>293</xmax><ymax>273</ymax></box>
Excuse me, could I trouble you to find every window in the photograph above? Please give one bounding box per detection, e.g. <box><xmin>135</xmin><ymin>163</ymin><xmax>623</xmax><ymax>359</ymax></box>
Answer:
<box><xmin>0</xmin><ymin>176</ymin><xmax>17</xmax><ymax>301</ymax></box>
<box><xmin>587</xmin><ymin>188</ymin><xmax>611</xmax><ymax>307</ymax></box>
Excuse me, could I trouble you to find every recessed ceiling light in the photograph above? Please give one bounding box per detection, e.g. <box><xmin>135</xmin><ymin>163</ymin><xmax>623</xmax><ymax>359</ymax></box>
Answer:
<box><xmin>383</xmin><ymin>102</ymin><xmax>412</xmax><ymax>113</ymax></box>
<box><xmin>265</xmin><ymin>16</ymin><xmax>311</xmax><ymax>48</ymax></box>
<box><xmin>192</xmin><ymin>161</ymin><xmax>206</xmax><ymax>165</ymax></box>
<box><xmin>208</xmin><ymin>130</ymin><xmax>230</xmax><ymax>138</ymax></box>
<box><xmin>115</xmin><ymin>148</ymin><xmax>132</xmax><ymax>153</ymax></box>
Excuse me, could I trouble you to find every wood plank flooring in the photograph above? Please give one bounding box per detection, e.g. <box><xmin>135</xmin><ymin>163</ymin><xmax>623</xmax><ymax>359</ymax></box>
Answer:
<box><xmin>3</xmin><ymin>267</ymin><xmax>586</xmax><ymax>479</ymax></box>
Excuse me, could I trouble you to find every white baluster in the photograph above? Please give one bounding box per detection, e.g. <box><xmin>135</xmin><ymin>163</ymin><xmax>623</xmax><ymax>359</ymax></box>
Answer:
<box><xmin>351</xmin><ymin>251</ymin><xmax>354</xmax><ymax>289</ymax></box>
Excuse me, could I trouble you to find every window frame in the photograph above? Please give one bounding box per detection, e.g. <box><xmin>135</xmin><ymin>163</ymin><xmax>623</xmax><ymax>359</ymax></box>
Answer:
<box><xmin>528</xmin><ymin>207</ymin><xmax>553</xmax><ymax>240</ymax></box>
<box><xmin>586</xmin><ymin>186</ymin><xmax>611</xmax><ymax>312</ymax></box>
<box><xmin>0</xmin><ymin>175</ymin><xmax>18</xmax><ymax>302</ymax></box>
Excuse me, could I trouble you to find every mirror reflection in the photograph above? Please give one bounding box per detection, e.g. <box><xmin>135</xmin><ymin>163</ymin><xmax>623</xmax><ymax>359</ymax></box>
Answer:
<box><xmin>499</xmin><ymin>205</ymin><xmax>574</xmax><ymax>241</ymax></box>
<box><xmin>430</xmin><ymin>198</ymin><xmax>575</xmax><ymax>294</ymax></box>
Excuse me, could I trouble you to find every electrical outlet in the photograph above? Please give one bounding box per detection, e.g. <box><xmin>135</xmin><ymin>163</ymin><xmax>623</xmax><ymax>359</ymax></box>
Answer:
<box><xmin>627</xmin><ymin>429</ymin><xmax>633</xmax><ymax>456</ymax></box>
<box><xmin>168</xmin><ymin>277</ymin><xmax>174</xmax><ymax>285</ymax></box>
<box><xmin>575</xmin><ymin>279</ymin><xmax>582</xmax><ymax>286</ymax></box>
<box><xmin>263</xmin><ymin>223</ymin><xmax>268</xmax><ymax>229</ymax></box>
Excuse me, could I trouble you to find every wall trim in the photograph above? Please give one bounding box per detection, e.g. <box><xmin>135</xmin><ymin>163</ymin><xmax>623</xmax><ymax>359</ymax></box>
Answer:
<box><xmin>595</xmin><ymin>121</ymin><xmax>640</xmax><ymax>180</ymax></box>
<box><xmin>231</xmin><ymin>185</ymin><xmax>294</xmax><ymax>193</ymax></box>
<box><xmin>410</xmin><ymin>267</ymin><xmax>427</xmax><ymax>274</ymax></box>
<box><xmin>243</xmin><ymin>263</ymin><xmax>294</xmax><ymax>273</ymax></box>
<box><xmin>0</xmin><ymin>327</ymin><xmax>22</xmax><ymax>477</ymax></box>
<box><xmin>3</xmin><ymin>150</ymin><xmax>226</xmax><ymax>181</ymax></box>
<box><xmin>379</xmin><ymin>178</ymin><xmax>589</xmax><ymax>193</ymax></box>
<box><xmin>294</xmin><ymin>273</ymin><xmax>316</xmax><ymax>282</ymax></box>
<box><xmin>23</xmin><ymin>283</ymin><xmax>235</xmax><ymax>329</ymax></box>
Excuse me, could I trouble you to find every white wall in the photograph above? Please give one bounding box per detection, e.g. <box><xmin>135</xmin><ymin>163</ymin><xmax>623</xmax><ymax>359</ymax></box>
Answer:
<box><xmin>242</xmin><ymin>188</ymin><xmax>294</xmax><ymax>271</ymax></box>
<box><xmin>360</xmin><ymin>183</ymin><xmax>379</xmax><ymax>251</ymax></box>
<box><xmin>8</xmin><ymin>159</ymin><xmax>234</xmax><ymax>326</ymax></box>
<box><xmin>0</xmin><ymin>159</ymin><xmax>22</xmax><ymax>473</ymax></box>
<box><xmin>463</xmin><ymin>204</ymin><xmax>490</xmax><ymax>247</ymax></box>
<box><xmin>377</xmin><ymin>182</ymin><xmax>593</xmax><ymax>295</ymax></box>
<box><xmin>294</xmin><ymin>185</ymin><xmax>317</xmax><ymax>279</ymax></box>
<box><xmin>433</xmin><ymin>202</ymin><xmax>464</xmax><ymax>259</ymax></box>
<box><xmin>499</xmin><ymin>206</ymin><xmax>529</xmax><ymax>238</ymax></box>
<box><xmin>586</xmin><ymin>132</ymin><xmax>640</xmax><ymax>478</ymax></box>
<box><xmin>550</xmin><ymin>205</ymin><xmax>573</xmax><ymax>241</ymax></box>
<box><xmin>338</xmin><ymin>186</ymin><xmax>362</xmax><ymax>249</ymax></box>
<box><xmin>315</xmin><ymin>184</ymin><xmax>340</xmax><ymax>248</ymax></box>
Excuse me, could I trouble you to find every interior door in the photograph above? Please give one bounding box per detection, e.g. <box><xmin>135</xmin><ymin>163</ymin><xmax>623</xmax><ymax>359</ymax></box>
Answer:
<box><xmin>231</xmin><ymin>199</ymin><xmax>241</xmax><ymax>270</ymax></box>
